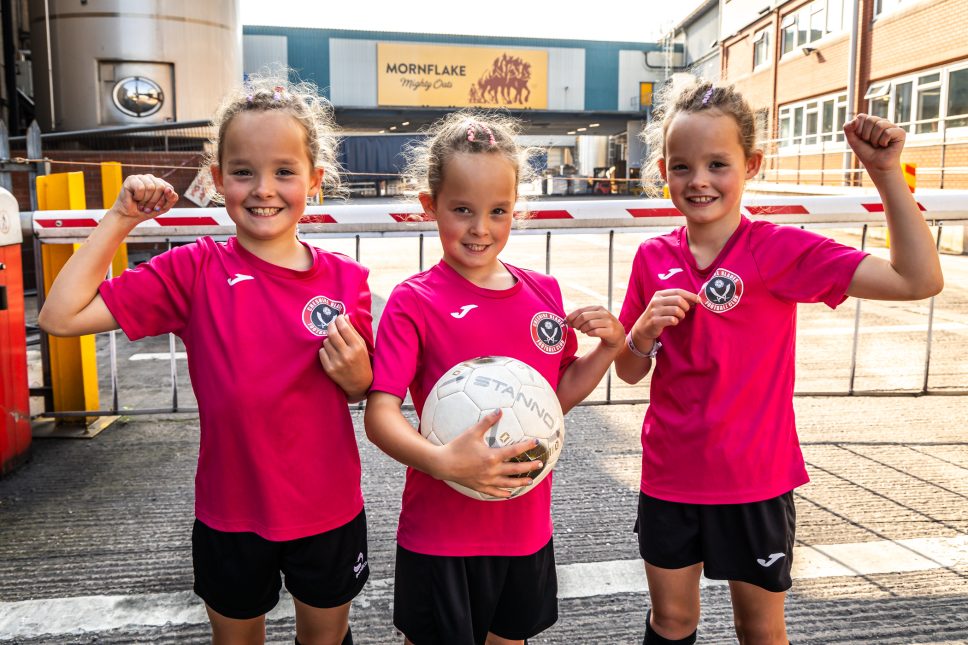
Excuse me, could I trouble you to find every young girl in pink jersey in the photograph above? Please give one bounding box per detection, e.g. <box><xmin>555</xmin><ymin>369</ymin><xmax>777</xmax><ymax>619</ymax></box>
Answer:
<box><xmin>39</xmin><ymin>74</ymin><xmax>373</xmax><ymax>645</ymax></box>
<box><xmin>364</xmin><ymin>110</ymin><xmax>625</xmax><ymax>645</ymax></box>
<box><xmin>615</xmin><ymin>77</ymin><xmax>943</xmax><ymax>644</ymax></box>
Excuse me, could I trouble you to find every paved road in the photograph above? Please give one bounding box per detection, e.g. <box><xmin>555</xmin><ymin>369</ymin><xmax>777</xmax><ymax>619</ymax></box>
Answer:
<box><xmin>1</xmin><ymin>394</ymin><xmax>966</xmax><ymax>644</ymax></box>
<box><xmin>4</xmin><ymin>227</ymin><xmax>966</xmax><ymax>643</ymax></box>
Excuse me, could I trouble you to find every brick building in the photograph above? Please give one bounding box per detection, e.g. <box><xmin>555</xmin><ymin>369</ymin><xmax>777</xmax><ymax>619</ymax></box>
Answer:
<box><xmin>716</xmin><ymin>0</ymin><xmax>968</xmax><ymax>189</ymax></box>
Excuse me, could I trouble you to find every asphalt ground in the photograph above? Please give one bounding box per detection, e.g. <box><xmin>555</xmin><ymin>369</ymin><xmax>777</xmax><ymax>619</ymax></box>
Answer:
<box><xmin>2</xmin><ymin>229</ymin><xmax>967</xmax><ymax>643</ymax></box>
<box><xmin>1</xmin><ymin>396</ymin><xmax>966</xmax><ymax>644</ymax></box>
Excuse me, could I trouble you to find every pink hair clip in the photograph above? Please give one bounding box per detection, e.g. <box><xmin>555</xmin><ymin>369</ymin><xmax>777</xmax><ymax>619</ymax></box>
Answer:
<box><xmin>245</xmin><ymin>94</ymin><xmax>254</xmax><ymax>103</ymax></box>
<box><xmin>467</xmin><ymin>124</ymin><xmax>476</xmax><ymax>142</ymax></box>
<box><xmin>273</xmin><ymin>86</ymin><xmax>285</xmax><ymax>101</ymax></box>
<box><xmin>701</xmin><ymin>88</ymin><xmax>714</xmax><ymax>105</ymax></box>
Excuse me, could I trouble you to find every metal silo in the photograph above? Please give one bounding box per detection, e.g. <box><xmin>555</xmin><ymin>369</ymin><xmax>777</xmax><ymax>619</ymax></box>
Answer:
<box><xmin>29</xmin><ymin>0</ymin><xmax>241</xmax><ymax>131</ymax></box>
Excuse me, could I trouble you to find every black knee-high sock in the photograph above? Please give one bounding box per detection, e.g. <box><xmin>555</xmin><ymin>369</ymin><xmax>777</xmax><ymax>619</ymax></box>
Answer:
<box><xmin>643</xmin><ymin>609</ymin><xmax>697</xmax><ymax>645</ymax></box>
<box><xmin>294</xmin><ymin>627</ymin><xmax>352</xmax><ymax>645</ymax></box>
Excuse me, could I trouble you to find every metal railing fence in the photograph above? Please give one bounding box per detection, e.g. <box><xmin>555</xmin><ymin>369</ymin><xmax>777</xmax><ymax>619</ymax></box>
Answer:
<box><xmin>25</xmin><ymin>194</ymin><xmax>968</xmax><ymax>418</ymax></box>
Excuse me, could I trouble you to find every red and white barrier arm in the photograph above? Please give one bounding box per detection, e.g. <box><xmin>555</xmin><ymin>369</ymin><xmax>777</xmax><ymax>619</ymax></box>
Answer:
<box><xmin>28</xmin><ymin>193</ymin><xmax>968</xmax><ymax>241</ymax></box>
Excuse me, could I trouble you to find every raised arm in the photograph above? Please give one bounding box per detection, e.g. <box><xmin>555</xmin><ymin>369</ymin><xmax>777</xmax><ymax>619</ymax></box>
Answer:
<box><xmin>37</xmin><ymin>175</ymin><xmax>178</xmax><ymax>337</ymax></box>
<box><xmin>843</xmin><ymin>115</ymin><xmax>943</xmax><ymax>301</ymax></box>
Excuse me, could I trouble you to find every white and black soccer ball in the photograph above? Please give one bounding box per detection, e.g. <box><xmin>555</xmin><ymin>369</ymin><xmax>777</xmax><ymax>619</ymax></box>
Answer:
<box><xmin>420</xmin><ymin>356</ymin><xmax>565</xmax><ymax>501</ymax></box>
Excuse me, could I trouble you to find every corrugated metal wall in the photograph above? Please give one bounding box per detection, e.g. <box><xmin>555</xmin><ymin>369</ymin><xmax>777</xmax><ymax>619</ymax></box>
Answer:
<box><xmin>329</xmin><ymin>39</ymin><xmax>377</xmax><ymax>106</ymax></box>
<box><xmin>244</xmin><ymin>35</ymin><xmax>288</xmax><ymax>77</ymax></box>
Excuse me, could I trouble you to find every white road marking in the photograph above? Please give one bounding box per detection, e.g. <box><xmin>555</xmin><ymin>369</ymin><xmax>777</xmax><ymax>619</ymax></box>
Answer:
<box><xmin>129</xmin><ymin>352</ymin><xmax>187</xmax><ymax>361</ymax></box>
<box><xmin>2</xmin><ymin>536</ymin><xmax>965</xmax><ymax>638</ymax></box>
<box><xmin>558</xmin><ymin>534</ymin><xmax>968</xmax><ymax>598</ymax></box>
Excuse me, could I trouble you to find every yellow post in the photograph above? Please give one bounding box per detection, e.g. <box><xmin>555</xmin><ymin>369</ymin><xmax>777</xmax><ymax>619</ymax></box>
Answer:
<box><xmin>38</xmin><ymin>172</ymin><xmax>100</xmax><ymax>417</ymax></box>
<box><xmin>100</xmin><ymin>162</ymin><xmax>128</xmax><ymax>278</ymax></box>
<box><xmin>902</xmin><ymin>162</ymin><xmax>917</xmax><ymax>193</ymax></box>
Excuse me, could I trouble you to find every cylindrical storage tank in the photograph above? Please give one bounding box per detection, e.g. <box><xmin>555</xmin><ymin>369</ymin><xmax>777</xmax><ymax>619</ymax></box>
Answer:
<box><xmin>29</xmin><ymin>0</ymin><xmax>241</xmax><ymax>131</ymax></box>
<box><xmin>575</xmin><ymin>135</ymin><xmax>608</xmax><ymax>179</ymax></box>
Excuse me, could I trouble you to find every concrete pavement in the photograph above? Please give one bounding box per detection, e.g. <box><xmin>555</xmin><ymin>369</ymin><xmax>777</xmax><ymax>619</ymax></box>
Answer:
<box><xmin>1</xmin><ymin>394</ymin><xmax>966</xmax><ymax>644</ymax></box>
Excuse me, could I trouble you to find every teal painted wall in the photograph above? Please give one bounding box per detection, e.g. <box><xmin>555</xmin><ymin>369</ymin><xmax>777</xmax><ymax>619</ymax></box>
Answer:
<box><xmin>243</xmin><ymin>25</ymin><xmax>663</xmax><ymax>109</ymax></box>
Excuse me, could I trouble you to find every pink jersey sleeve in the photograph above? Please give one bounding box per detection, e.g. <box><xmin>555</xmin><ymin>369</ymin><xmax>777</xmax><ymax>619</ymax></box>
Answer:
<box><xmin>371</xmin><ymin>283</ymin><xmax>422</xmax><ymax>401</ymax></box>
<box><xmin>619</xmin><ymin>245</ymin><xmax>650</xmax><ymax>332</ymax></box>
<box><xmin>351</xmin><ymin>266</ymin><xmax>376</xmax><ymax>361</ymax></box>
<box><xmin>750</xmin><ymin>222</ymin><xmax>868</xmax><ymax>308</ymax></box>
<box><xmin>98</xmin><ymin>241</ymin><xmax>202</xmax><ymax>341</ymax></box>
<box><xmin>551</xmin><ymin>281</ymin><xmax>579</xmax><ymax>384</ymax></box>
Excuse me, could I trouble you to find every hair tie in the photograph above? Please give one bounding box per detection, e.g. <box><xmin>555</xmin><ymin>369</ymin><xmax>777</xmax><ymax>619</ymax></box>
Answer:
<box><xmin>701</xmin><ymin>87</ymin><xmax>714</xmax><ymax>105</ymax></box>
<box><xmin>273</xmin><ymin>86</ymin><xmax>285</xmax><ymax>101</ymax></box>
<box><xmin>245</xmin><ymin>94</ymin><xmax>254</xmax><ymax>103</ymax></box>
<box><xmin>481</xmin><ymin>124</ymin><xmax>496</xmax><ymax>146</ymax></box>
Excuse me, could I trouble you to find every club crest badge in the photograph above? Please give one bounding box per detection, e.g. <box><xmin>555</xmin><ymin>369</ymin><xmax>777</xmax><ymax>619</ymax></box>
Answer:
<box><xmin>303</xmin><ymin>296</ymin><xmax>345</xmax><ymax>336</ymax></box>
<box><xmin>530</xmin><ymin>312</ymin><xmax>567</xmax><ymax>354</ymax></box>
<box><xmin>700</xmin><ymin>268</ymin><xmax>743</xmax><ymax>313</ymax></box>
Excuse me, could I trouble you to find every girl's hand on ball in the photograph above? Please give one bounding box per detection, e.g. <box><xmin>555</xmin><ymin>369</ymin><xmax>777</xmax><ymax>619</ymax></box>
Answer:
<box><xmin>437</xmin><ymin>409</ymin><xmax>542</xmax><ymax>498</ymax></box>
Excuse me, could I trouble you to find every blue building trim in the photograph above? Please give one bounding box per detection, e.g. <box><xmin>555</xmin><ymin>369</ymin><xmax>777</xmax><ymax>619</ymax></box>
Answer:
<box><xmin>243</xmin><ymin>25</ymin><xmax>665</xmax><ymax>108</ymax></box>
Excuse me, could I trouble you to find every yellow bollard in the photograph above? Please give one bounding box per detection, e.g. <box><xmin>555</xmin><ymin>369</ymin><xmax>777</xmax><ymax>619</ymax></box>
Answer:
<box><xmin>100</xmin><ymin>162</ymin><xmax>128</xmax><ymax>278</ymax></box>
<box><xmin>902</xmin><ymin>162</ymin><xmax>916</xmax><ymax>193</ymax></box>
<box><xmin>37</xmin><ymin>172</ymin><xmax>100</xmax><ymax>419</ymax></box>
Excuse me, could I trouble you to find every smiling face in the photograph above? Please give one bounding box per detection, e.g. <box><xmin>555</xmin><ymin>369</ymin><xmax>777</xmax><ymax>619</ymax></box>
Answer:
<box><xmin>659</xmin><ymin>110</ymin><xmax>762</xmax><ymax>236</ymax></box>
<box><xmin>210</xmin><ymin>110</ymin><xmax>323</xmax><ymax>251</ymax></box>
<box><xmin>420</xmin><ymin>151</ymin><xmax>517</xmax><ymax>286</ymax></box>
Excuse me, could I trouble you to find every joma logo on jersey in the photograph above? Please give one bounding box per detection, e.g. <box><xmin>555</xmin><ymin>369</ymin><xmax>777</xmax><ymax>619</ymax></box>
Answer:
<box><xmin>700</xmin><ymin>268</ymin><xmax>744</xmax><ymax>313</ymax></box>
<box><xmin>302</xmin><ymin>295</ymin><xmax>345</xmax><ymax>336</ymax></box>
<box><xmin>530</xmin><ymin>312</ymin><xmax>566</xmax><ymax>354</ymax></box>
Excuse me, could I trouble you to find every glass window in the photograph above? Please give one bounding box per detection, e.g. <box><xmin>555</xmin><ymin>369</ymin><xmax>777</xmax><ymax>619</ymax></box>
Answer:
<box><xmin>753</xmin><ymin>30</ymin><xmax>770</xmax><ymax>68</ymax></box>
<box><xmin>782</xmin><ymin>15</ymin><xmax>797</xmax><ymax>54</ymax></box>
<box><xmin>919</xmin><ymin>73</ymin><xmax>940</xmax><ymax>85</ymax></box>
<box><xmin>916</xmin><ymin>85</ymin><xmax>940</xmax><ymax>133</ymax></box>
<box><xmin>893</xmin><ymin>81</ymin><xmax>912</xmax><ymax>129</ymax></box>
<box><xmin>827</xmin><ymin>0</ymin><xmax>844</xmax><ymax>32</ymax></box>
<box><xmin>779</xmin><ymin>113</ymin><xmax>792</xmax><ymax>145</ymax></box>
<box><xmin>870</xmin><ymin>95</ymin><xmax>889</xmax><ymax>118</ymax></box>
<box><xmin>835</xmin><ymin>102</ymin><xmax>847</xmax><ymax>141</ymax></box>
<box><xmin>875</xmin><ymin>0</ymin><xmax>904</xmax><ymax>17</ymax></box>
<box><xmin>810</xmin><ymin>3</ymin><xmax>825</xmax><ymax>41</ymax></box>
<box><xmin>946</xmin><ymin>67</ymin><xmax>968</xmax><ymax>128</ymax></box>
<box><xmin>864</xmin><ymin>82</ymin><xmax>890</xmax><ymax>99</ymax></box>
<box><xmin>778</xmin><ymin>92</ymin><xmax>848</xmax><ymax>148</ymax></box>
<box><xmin>797</xmin><ymin>7</ymin><xmax>810</xmax><ymax>45</ymax></box>
<box><xmin>821</xmin><ymin>99</ymin><xmax>834</xmax><ymax>141</ymax></box>
<box><xmin>806</xmin><ymin>110</ymin><xmax>819</xmax><ymax>145</ymax></box>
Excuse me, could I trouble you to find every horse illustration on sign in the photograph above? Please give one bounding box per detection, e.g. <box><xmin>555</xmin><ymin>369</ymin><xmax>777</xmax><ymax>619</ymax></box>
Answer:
<box><xmin>469</xmin><ymin>54</ymin><xmax>533</xmax><ymax>106</ymax></box>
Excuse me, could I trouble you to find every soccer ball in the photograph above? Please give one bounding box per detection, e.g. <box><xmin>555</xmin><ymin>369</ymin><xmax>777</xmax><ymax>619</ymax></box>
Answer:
<box><xmin>420</xmin><ymin>356</ymin><xmax>565</xmax><ymax>501</ymax></box>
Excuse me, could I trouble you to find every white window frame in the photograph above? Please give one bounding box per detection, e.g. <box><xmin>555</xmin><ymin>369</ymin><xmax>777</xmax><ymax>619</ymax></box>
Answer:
<box><xmin>864</xmin><ymin>63</ymin><xmax>968</xmax><ymax>139</ymax></box>
<box><xmin>944</xmin><ymin>64</ymin><xmax>968</xmax><ymax>133</ymax></box>
<box><xmin>753</xmin><ymin>29</ymin><xmax>771</xmax><ymax>69</ymax></box>
<box><xmin>779</xmin><ymin>0</ymin><xmax>849</xmax><ymax>58</ymax></box>
<box><xmin>777</xmin><ymin>91</ymin><xmax>848</xmax><ymax>151</ymax></box>
<box><xmin>874</xmin><ymin>0</ymin><xmax>906</xmax><ymax>18</ymax></box>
